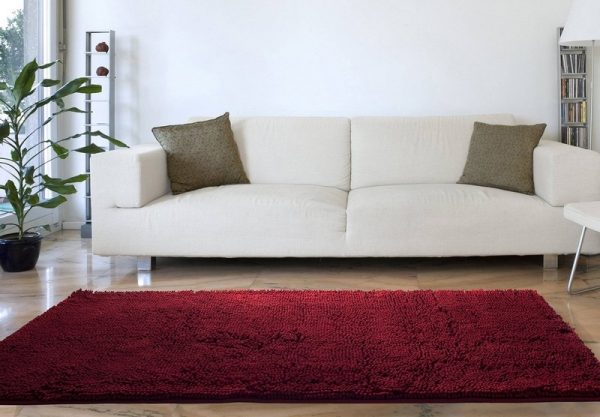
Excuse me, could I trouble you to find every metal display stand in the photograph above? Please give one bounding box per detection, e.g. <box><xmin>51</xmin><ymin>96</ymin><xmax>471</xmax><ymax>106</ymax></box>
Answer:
<box><xmin>81</xmin><ymin>30</ymin><xmax>115</xmax><ymax>238</ymax></box>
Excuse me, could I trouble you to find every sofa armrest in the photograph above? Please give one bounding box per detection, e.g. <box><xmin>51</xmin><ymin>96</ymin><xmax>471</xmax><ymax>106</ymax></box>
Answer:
<box><xmin>533</xmin><ymin>140</ymin><xmax>600</xmax><ymax>206</ymax></box>
<box><xmin>91</xmin><ymin>144</ymin><xmax>170</xmax><ymax>209</ymax></box>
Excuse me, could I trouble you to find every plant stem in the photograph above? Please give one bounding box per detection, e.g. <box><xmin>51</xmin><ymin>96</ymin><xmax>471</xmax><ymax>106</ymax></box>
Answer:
<box><xmin>11</xmin><ymin>118</ymin><xmax>24</xmax><ymax>239</ymax></box>
<box><xmin>23</xmin><ymin>143</ymin><xmax>51</xmax><ymax>167</ymax></box>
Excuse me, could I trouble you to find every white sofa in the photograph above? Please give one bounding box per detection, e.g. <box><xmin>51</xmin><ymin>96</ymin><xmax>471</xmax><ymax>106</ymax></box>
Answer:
<box><xmin>91</xmin><ymin>114</ymin><xmax>600</xmax><ymax>269</ymax></box>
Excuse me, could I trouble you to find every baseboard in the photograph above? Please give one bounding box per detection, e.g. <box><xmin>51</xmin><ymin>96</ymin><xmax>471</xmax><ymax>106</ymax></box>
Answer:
<box><xmin>62</xmin><ymin>221</ymin><xmax>85</xmax><ymax>230</ymax></box>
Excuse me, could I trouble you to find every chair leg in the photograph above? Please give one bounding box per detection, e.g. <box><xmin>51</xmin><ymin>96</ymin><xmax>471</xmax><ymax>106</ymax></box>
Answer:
<box><xmin>137</xmin><ymin>256</ymin><xmax>156</xmax><ymax>271</ymax></box>
<box><xmin>567</xmin><ymin>227</ymin><xmax>600</xmax><ymax>295</ymax></box>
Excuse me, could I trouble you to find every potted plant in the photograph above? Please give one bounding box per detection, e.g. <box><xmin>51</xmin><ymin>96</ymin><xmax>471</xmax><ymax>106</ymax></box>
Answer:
<box><xmin>0</xmin><ymin>59</ymin><xmax>126</xmax><ymax>272</ymax></box>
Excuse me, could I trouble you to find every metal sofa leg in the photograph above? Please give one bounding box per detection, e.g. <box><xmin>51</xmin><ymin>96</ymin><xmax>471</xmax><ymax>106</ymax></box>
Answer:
<box><xmin>543</xmin><ymin>254</ymin><xmax>558</xmax><ymax>270</ymax></box>
<box><xmin>567</xmin><ymin>227</ymin><xmax>600</xmax><ymax>295</ymax></box>
<box><xmin>137</xmin><ymin>256</ymin><xmax>156</xmax><ymax>271</ymax></box>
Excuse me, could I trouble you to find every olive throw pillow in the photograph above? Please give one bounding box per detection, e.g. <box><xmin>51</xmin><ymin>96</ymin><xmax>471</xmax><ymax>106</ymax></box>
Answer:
<box><xmin>458</xmin><ymin>122</ymin><xmax>546</xmax><ymax>194</ymax></box>
<box><xmin>152</xmin><ymin>113</ymin><xmax>249</xmax><ymax>194</ymax></box>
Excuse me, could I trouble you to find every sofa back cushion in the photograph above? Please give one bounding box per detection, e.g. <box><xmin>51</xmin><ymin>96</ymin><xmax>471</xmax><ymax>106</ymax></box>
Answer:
<box><xmin>350</xmin><ymin>114</ymin><xmax>516</xmax><ymax>189</ymax></box>
<box><xmin>228</xmin><ymin>117</ymin><xmax>351</xmax><ymax>190</ymax></box>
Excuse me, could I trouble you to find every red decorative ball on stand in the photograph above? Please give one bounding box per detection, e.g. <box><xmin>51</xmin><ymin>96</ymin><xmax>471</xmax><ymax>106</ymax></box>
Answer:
<box><xmin>95</xmin><ymin>42</ymin><xmax>109</xmax><ymax>53</ymax></box>
<box><xmin>96</xmin><ymin>66</ymin><xmax>109</xmax><ymax>76</ymax></box>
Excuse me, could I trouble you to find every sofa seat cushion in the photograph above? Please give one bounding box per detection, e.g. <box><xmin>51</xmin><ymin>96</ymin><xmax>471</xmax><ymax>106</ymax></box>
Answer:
<box><xmin>94</xmin><ymin>184</ymin><xmax>348</xmax><ymax>257</ymax></box>
<box><xmin>346</xmin><ymin>184</ymin><xmax>599</xmax><ymax>256</ymax></box>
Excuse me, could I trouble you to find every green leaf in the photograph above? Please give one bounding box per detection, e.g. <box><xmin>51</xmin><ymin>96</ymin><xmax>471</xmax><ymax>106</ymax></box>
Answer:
<box><xmin>4</xmin><ymin>180</ymin><xmax>20</xmax><ymax>212</ymax></box>
<box><xmin>73</xmin><ymin>143</ymin><xmax>105</xmax><ymax>154</ymax></box>
<box><xmin>27</xmin><ymin>194</ymin><xmax>39</xmax><ymax>205</ymax></box>
<box><xmin>44</xmin><ymin>183</ymin><xmax>76</xmax><ymax>195</ymax></box>
<box><xmin>50</xmin><ymin>142</ymin><xmax>69</xmax><ymax>159</ymax></box>
<box><xmin>34</xmin><ymin>195</ymin><xmax>67</xmax><ymax>209</ymax></box>
<box><xmin>12</xmin><ymin>59</ymin><xmax>38</xmax><ymax>104</ymax></box>
<box><xmin>55</xmin><ymin>131</ymin><xmax>126</xmax><ymax>149</ymax></box>
<box><xmin>41</xmin><ymin>224</ymin><xmax>51</xmax><ymax>232</ymax></box>
<box><xmin>10</xmin><ymin>149</ymin><xmax>19</xmax><ymax>161</ymax></box>
<box><xmin>5</xmin><ymin>180</ymin><xmax>17</xmax><ymax>194</ymax></box>
<box><xmin>55</xmin><ymin>98</ymin><xmax>65</xmax><ymax>109</ymax></box>
<box><xmin>0</xmin><ymin>121</ymin><xmax>9</xmax><ymax>140</ymax></box>
<box><xmin>39</xmin><ymin>174</ymin><xmax>89</xmax><ymax>187</ymax></box>
<box><xmin>41</xmin><ymin>174</ymin><xmax>64</xmax><ymax>185</ymax></box>
<box><xmin>24</xmin><ymin>166</ymin><xmax>35</xmax><ymax>185</ymax></box>
<box><xmin>77</xmin><ymin>85</ymin><xmax>102</xmax><ymax>94</ymax></box>
<box><xmin>41</xmin><ymin>79</ymin><xmax>61</xmax><ymax>87</ymax></box>
<box><xmin>0</xmin><ymin>82</ymin><xmax>7</xmax><ymax>90</ymax></box>
<box><xmin>41</xmin><ymin>174</ymin><xmax>89</xmax><ymax>185</ymax></box>
<box><xmin>41</xmin><ymin>174</ymin><xmax>59</xmax><ymax>184</ymax></box>
<box><xmin>62</xmin><ymin>174</ymin><xmax>89</xmax><ymax>183</ymax></box>
<box><xmin>53</xmin><ymin>77</ymin><xmax>90</xmax><ymax>100</ymax></box>
<box><xmin>38</xmin><ymin>60</ymin><xmax>61</xmax><ymax>69</ymax></box>
<box><xmin>89</xmin><ymin>130</ymin><xmax>128</xmax><ymax>148</ymax></box>
<box><xmin>52</xmin><ymin>107</ymin><xmax>88</xmax><ymax>116</ymax></box>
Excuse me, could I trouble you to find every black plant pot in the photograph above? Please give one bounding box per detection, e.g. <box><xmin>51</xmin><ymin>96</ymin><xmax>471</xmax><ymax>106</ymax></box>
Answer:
<box><xmin>0</xmin><ymin>233</ymin><xmax>42</xmax><ymax>272</ymax></box>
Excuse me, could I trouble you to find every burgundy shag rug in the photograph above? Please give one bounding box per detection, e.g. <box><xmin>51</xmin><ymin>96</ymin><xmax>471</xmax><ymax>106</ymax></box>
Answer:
<box><xmin>0</xmin><ymin>289</ymin><xmax>599</xmax><ymax>404</ymax></box>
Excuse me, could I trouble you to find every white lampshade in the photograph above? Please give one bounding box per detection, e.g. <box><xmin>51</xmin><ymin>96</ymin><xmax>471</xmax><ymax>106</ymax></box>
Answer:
<box><xmin>560</xmin><ymin>0</ymin><xmax>600</xmax><ymax>46</ymax></box>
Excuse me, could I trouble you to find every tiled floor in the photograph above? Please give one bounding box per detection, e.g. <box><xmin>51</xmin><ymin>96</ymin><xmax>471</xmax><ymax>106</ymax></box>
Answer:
<box><xmin>1</xmin><ymin>230</ymin><xmax>599</xmax><ymax>416</ymax></box>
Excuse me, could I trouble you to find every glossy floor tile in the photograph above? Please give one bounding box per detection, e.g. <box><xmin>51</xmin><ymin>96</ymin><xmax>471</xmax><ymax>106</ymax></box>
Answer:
<box><xmin>1</xmin><ymin>230</ymin><xmax>599</xmax><ymax>417</ymax></box>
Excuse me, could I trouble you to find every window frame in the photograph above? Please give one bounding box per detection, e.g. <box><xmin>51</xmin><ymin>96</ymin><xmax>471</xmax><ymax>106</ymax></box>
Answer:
<box><xmin>0</xmin><ymin>0</ymin><xmax>62</xmax><ymax>235</ymax></box>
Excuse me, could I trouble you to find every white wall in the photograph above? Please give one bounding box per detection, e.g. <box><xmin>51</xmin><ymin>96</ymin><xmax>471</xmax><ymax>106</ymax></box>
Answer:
<box><xmin>60</xmin><ymin>0</ymin><xmax>576</xmax><ymax>225</ymax></box>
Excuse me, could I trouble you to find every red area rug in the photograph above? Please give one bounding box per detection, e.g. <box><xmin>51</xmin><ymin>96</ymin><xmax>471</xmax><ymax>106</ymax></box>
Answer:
<box><xmin>0</xmin><ymin>289</ymin><xmax>599</xmax><ymax>404</ymax></box>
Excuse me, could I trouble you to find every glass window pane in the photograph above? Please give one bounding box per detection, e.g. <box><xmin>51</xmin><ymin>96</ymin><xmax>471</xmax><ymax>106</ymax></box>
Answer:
<box><xmin>0</xmin><ymin>1</ymin><xmax>24</xmax><ymax>203</ymax></box>
<box><xmin>0</xmin><ymin>0</ymin><xmax>42</xmax><ymax>204</ymax></box>
<box><xmin>0</xmin><ymin>0</ymin><xmax>23</xmax><ymax>84</ymax></box>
